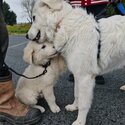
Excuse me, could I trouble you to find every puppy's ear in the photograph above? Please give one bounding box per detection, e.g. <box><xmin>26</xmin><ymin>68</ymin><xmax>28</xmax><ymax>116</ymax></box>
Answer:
<box><xmin>23</xmin><ymin>42</ymin><xmax>34</xmax><ymax>64</ymax></box>
<box><xmin>42</xmin><ymin>0</ymin><xmax>63</xmax><ymax>10</ymax></box>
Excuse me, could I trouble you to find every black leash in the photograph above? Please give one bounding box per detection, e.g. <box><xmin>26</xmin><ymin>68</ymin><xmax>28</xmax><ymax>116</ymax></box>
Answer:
<box><xmin>4</xmin><ymin>61</ymin><xmax>51</xmax><ymax>79</ymax></box>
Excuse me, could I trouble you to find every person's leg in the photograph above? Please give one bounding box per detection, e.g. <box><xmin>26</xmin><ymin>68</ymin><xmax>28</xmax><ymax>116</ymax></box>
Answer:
<box><xmin>0</xmin><ymin>0</ymin><xmax>12</xmax><ymax>82</ymax></box>
<box><xmin>69</xmin><ymin>73</ymin><xmax>105</xmax><ymax>85</ymax></box>
<box><xmin>68</xmin><ymin>73</ymin><xmax>74</xmax><ymax>82</ymax></box>
<box><xmin>87</xmin><ymin>4</ymin><xmax>107</xmax><ymax>16</ymax></box>
<box><xmin>86</xmin><ymin>4</ymin><xmax>108</xmax><ymax>19</ymax></box>
<box><xmin>0</xmin><ymin>1</ymin><xmax>42</xmax><ymax>124</ymax></box>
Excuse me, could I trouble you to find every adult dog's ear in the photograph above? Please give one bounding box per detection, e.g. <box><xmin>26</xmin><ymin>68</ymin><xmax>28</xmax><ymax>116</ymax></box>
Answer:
<box><xmin>23</xmin><ymin>42</ymin><xmax>34</xmax><ymax>64</ymax></box>
<box><xmin>42</xmin><ymin>0</ymin><xmax>63</xmax><ymax>10</ymax></box>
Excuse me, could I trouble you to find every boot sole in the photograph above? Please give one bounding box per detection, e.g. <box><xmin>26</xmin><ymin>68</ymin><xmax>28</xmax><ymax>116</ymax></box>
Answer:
<box><xmin>0</xmin><ymin>112</ymin><xmax>42</xmax><ymax>125</ymax></box>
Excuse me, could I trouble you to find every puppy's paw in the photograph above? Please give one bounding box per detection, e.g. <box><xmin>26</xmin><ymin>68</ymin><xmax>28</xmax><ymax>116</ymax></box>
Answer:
<box><xmin>39</xmin><ymin>107</ymin><xmax>45</xmax><ymax>113</ymax></box>
<box><xmin>65</xmin><ymin>104</ymin><xmax>78</xmax><ymax>112</ymax></box>
<box><xmin>32</xmin><ymin>105</ymin><xmax>45</xmax><ymax>113</ymax></box>
<box><xmin>120</xmin><ymin>85</ymin><xmax>125</xmax><ymax>90</ymax></box>
<box><xmin>50</xmin><ymin>105</ymin><xmax>61</xmax><ymax>113</ymax></box>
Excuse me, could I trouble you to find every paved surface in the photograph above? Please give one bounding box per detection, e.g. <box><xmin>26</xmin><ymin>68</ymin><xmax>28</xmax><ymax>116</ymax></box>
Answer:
<box><xmin>6</xmin><ymin>35</ymin><xmax>125</xmax><ymax>125</ymax></box>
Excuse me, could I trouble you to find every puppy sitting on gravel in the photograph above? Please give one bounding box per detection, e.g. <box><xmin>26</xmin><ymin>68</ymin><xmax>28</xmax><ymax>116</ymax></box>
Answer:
<box><xmin>15</xmin><ymin>41</ymin><xmax>66</xmax><ymax>113</ymax></box>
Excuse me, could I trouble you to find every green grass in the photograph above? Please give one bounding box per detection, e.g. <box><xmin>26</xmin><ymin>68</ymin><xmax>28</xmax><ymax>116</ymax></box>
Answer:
<box><xmin>107</xmin><ymin>1</ymin><xmax>125</xmax><ymax>16</ymax></box>
<box><xmin>7</xmin><ymin>23</ymin><xmax>31</xmax><ymax>35</ymax></box>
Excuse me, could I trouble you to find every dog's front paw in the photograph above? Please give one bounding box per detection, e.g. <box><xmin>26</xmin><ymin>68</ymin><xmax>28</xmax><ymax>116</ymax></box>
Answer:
<box><xmin>120</xmin><ymin>85</ymin><xmax>125</xmax><ymax>90</ymax></box>
<box><xmin>65</xmin><ymin>104</ymin><xmax>78</xmax><ymax>112</ymax></box>
<box><xmin>72</xmin><ymin>120</ymin><xmax>83</xmax><ymax>125</ymax></box>
<box><xmin>50</xmin><ymin>105</ymin><xmax>61</xmax><ymax>113</ymax></box>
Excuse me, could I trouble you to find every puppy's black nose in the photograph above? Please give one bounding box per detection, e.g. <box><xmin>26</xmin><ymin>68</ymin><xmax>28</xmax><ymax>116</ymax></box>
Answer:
<box><xmin>53</xmin><ymin>46</ymin><xmax>55</xmax><ymax>49</ymax></box>
<box><xmin>26</xmin><ymin>34</ymin><xmax>29</xmax><ymax>39</ymax></box>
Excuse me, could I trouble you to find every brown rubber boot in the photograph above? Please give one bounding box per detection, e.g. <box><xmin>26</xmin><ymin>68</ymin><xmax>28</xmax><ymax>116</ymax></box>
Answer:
<box><xmin>0</xmin><ymin>80</ymin><xmax>28</xmax><ymax>116</ymax></box>
<box><xmin>0</xmin><ymin>80</ymin><xmax>42</xmax><ymax>125</ymax></box>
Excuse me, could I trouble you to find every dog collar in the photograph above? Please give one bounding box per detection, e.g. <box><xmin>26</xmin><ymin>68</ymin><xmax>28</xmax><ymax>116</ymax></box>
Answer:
<box><xmin>41</xmin><ymin>60</ymin><xmax>51</xmax><ymax>68</ymax></box>
<box><xmin>55</xmin><ymin>20</ymin><xmax>62</xmax><ymax>32</ymax></box>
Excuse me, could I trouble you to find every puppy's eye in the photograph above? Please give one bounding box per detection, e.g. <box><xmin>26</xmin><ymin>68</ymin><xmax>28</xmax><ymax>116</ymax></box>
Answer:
<box><xmin>41</xmin><ymin>45</ymin><xmax>46</xmax><ymax>49</ymax></box>
<box><xmin>33</xmin><ymin>16</ymin><xmax>35</xmax><ymax>21</ymax></box>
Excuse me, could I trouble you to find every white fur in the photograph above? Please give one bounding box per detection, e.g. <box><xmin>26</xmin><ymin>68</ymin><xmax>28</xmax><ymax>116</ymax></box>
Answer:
<box><xmin>27</xmin><ymin>0</ymin><xmax>125</xmax><ymax>124</ymax></box>
<box><xmin>15</xmin><ymin>41</ymin><xmax>66</xmax><ymax>113</ymax></box>
<box><xmin>120</xmin><ymin>85</ymin><xmax>125</xmax><ymax>90</ymax></box>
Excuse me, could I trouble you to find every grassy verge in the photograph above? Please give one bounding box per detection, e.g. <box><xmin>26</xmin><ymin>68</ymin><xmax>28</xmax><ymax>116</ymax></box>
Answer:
<box><xmin>7</xmin><ymin>23</ymin><xmax>31</xmax><ymax>35</ymax></box>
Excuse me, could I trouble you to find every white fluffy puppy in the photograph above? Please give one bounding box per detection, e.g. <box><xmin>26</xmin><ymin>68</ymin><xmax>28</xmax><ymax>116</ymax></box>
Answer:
<box><xmin>16</xmin><ymin>41</ymin><xmax>66</xmax><ymax>113</ymax></box>
<box><xmin>26</xmin><ymin>0</ymin><xmax>125</xmax><ymax>124</ymax></box>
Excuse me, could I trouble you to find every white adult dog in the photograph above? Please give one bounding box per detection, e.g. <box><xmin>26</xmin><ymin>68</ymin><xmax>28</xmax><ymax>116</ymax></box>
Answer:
<box><xmin>26</xmin><ymin>0</ymin><xmax>125</xmax><ymax>124</ymax></box>
<box><xmin>16</xmin><ymin>41</ymin><xmax>66</xmax><ymax>113</ymax></box>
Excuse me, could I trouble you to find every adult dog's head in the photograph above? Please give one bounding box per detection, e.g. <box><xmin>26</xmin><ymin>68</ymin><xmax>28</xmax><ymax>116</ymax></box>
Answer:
<box><xmin>23</xmin><ymin>41</ymin><xmax>57</xmax><ymax>65</ymax></box>
<box><xmin>26</xmin><ymin>0</ymin><xmax>72</xmax><ymax>43</ymax></box>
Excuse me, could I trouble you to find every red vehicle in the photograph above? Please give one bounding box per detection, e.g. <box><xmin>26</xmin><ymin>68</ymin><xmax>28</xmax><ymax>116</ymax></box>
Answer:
<box><xmin>69</xmin><ymin>0</ymin><xmax>125</xmax><ymax>17</ymax></box>
<box><xmin>69</xmin><ymin>0</ymin><xmax>109</xmax><ymax>17</ymax></box>
<box><xmin>69</xmin><ymin>0</ymin><xmax>108</xmax><ymax>7</ymax></box>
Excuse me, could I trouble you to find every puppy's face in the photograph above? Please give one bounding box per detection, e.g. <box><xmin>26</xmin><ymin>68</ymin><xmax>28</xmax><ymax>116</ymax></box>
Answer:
<box><xmin>33</xmin><ymin>42</ymin><xmax>57</xmax><ymax>65</ymax></box>
<box><xmin>23</xmin><ymin>41</ymin><xmax>57</xmax><ymax>65</ymax></box>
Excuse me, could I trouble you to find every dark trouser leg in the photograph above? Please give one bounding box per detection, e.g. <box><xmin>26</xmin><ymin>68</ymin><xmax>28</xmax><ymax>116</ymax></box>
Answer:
<box><xmin>0</xmin><ymin>3</ymin><xmax>8</xmax><ymax>69</ymax></box>
<box><xmin>86</xmin><ymin>4</ymin><xmax>107</xmax><ymax>16</ymax></box>
<box><xmin>0</xmin><ymin>3</ymin><xmax>12</xmax><ymax>82</ymax></box>
<box><xmin>86</xmin><ymin>4</ymin><xmax>108</xmax><ymax>19</ymax></box>
<box><xmin>68</xmin><ymin>74</ymin><xmax>105</xmax><ymax>85</ymax></box>
<box><xmin>95</xmin><ymin>75</ymin><xmax>105</xmax><ymax>85</ymax></box>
